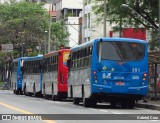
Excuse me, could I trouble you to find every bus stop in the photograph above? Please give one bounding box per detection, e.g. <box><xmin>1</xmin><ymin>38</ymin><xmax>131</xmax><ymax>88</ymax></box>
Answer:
<box><xmin>148</xmin><ymin>51</ymin><xmax>160</xmax><ymax>100</ymax></box>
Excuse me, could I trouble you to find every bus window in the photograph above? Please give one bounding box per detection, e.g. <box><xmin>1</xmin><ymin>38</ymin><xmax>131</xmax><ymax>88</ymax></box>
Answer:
<box><xmin>97</xmin><ymin>41</ymin><xmax>145</xmax><ymax>61</ymax></box>
<box><xmin>63</xmin><ymin>51</ymin><xmax>70</xmax><ymax>66</ymax></box>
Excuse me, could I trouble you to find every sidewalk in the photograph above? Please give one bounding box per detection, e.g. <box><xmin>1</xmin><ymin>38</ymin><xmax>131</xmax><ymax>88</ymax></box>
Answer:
<box><xmin>135</xmin><ymin>99</ymin><xmax>160</xmax><ymax>111</ymax></box>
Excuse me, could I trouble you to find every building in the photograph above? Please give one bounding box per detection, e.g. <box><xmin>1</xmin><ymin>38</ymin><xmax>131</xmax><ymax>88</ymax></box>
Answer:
<box><xmin>55</xmin><ymin>0</ymin><xmax>83</xmax><ymax>47</ymax></box>
<box><xmin>81</xmin><ymin>0</ymin><xmax>112</xmax><ymax>43</ymax></box>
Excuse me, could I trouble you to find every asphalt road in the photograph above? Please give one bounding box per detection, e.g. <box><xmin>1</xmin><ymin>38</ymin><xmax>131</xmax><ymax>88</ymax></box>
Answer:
<box><xmin>0</xmin><ymin>90</ymin><xmax>159</xmax><ymax>123</ymax></box>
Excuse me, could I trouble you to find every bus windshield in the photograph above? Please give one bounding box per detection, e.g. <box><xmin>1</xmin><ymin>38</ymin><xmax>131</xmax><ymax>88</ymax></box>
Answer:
<box><xmin>63</xmin><ymin>51</ymin><xmax>70</xmax><ymax>66</ymax></box>
<box><xmin>98</xmin><ymin>41</ymin><xmax>145</xmax><ymax>61</ymax></box>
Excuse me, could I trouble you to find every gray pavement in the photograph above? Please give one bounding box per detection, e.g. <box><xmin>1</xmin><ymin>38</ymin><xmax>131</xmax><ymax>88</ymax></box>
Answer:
<box><xmin>135</xmin><ymin>99</ymin><xmax>160</xmax><ymax>111</ymax></box>
<box><xmin>0</xmin><ymin>90</ymin><xmax>160</xmax><ymax>123</ymax></box>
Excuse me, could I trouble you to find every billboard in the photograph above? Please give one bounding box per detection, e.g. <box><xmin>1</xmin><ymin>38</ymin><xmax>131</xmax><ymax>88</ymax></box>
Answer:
<box><xmin>1</xmin><ymin>44</ymin><xmax>13</xmax><ymax>52</ymax></box>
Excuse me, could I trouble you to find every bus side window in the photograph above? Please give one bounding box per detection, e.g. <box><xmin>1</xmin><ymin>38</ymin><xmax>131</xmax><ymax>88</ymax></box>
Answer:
<box><xmin>78</xmin><ymin>50</ymin><xmax>80</xmax><ymax>68</ymax></box>
<box><xmin>78</xmin><ymin>50</ymin><xmax>81</xmax><ymax>68</ymax></box>
<box><xmin>90</xmin><ymin>46</ymin><xmax>92</xmax><ymax>55</ymax></box>
<box><xmin>87</xmin><ymin>46</ymin><xmax>91</xmax><ymax>66</ymax></box>
<box><xmin>75</xmin><ymin>51</ymin><xmax>77</xmax><ymax>68</ymax></box>
<box><xmin>81</xmin><ymin>49</ymin><xmax>84</xmax><ymax>67</ymax></box>
<box><xmin>72</xmin><ymin>52</ymin><xmax>75</xmax><ymax>69</ymax></box>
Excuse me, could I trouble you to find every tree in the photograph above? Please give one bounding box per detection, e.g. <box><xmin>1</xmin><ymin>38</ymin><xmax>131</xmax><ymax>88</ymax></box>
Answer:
<box><xmin>0</xmin><ymin>1</ymin><xmax>69</xmax><ymax>77</ymax></box>
<box><xmin>0</xmin><ymin>2</ymin><xmax>48</xmax><ymax>46</ymax></box>
<box><xmin>0</xmin><ymin>1</ymin><xmax>69</xmax><ymax>55</ymax></box>
<box><xmin>91</xmin><ymin>0</ymin><xmax>159</xmax><ymax>49</ymax></box>
<box><xmin>92</xmin><ymin>0</ymin><xmax>158</xmax><ymax>30</ymax></box>
<box><xmin>50</xmin><ymin>21</ymin><xmax>70</xmax><ymax>49</ymax></box>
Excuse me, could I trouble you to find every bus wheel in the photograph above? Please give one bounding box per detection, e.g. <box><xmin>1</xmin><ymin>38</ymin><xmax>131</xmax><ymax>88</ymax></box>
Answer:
<box><xmin>52</xmin><ymin>95</ymin><xmax>58</xmax><ymax>101</ymax></box>
<box><xmin>83</xmin><ymin>97</ymin><xmax>90</xmax><ymax>107</ymax></box>
<box><xmin>110</xmin><ymin>100</ymin><xmax>116</xmax><ymax>108</ymax></box>
<box><xmin>33</xmin><ymin>85</ymin><xmax>37</xmax><ymax>97</ymax></box>
<box><xmin>23</xmin><ymin>85</ymin><xmax>26</xmax><ymax>95</ymax></box>
<box><xmin>15</xmin><ymin>89</ymin><xmax>19</xmax><ymax>95</ymax></box>
<box><xmin>91</xmin><ymin>99</ymin><xmax>97</xmax><ymax>107</ymax></box>
<box><xmin>121</xmin><ymin>101</ymin><xmax>127</xmax><ymax>109</ymax></box>
<box><xmin>51</xmin><ymin>90</ymin><xmax>57</xmax><ymax>101</ymax></box>
<box><xmin>19</xmin><ymin>90</ymin><xmax>23</xmax><ymax>95</ymax></box>
<box><xmin>73</xmin><ymin>98</ymin><xmax>80</xmax><ymax>105</ymax></box>
<box><xmin>13</xmin><ymin>90</ymin><xmax>15</xmax><ymax>94</ymax></box>
<box><xmin>127</xmin><ymin>99</ymin><xmax>135</xmax><ymax>109</ymax></box>
<box><xmin>43</xmin><ymin>85</ymin><xmax>48</xmax><ymax>99</ymax></box>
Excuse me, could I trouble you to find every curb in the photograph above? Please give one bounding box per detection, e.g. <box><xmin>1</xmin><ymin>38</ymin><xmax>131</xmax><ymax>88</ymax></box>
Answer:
<box><xmin>135</xmin><ymin>103</ymin><xmax>160</xmax><ymax>111</ymax></box>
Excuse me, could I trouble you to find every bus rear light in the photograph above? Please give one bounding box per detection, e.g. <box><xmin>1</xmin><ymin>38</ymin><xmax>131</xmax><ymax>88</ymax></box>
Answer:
<box><xmin>93</xmin><ymin>70</ymin><xmax>97</xmax><ymax>74</ymax></box>
<box><xmin>94</xmin><ymin>75</ymin><xmax>97</xmax><ymax>79</ymax></box>
<box><xmin>143</xmin><ymin>73</ymin><xmax>147</xmax><ymax>77</ymax></box>
<box><xmin>143</xmin><ymin>78</ymin><xmax>146</xmax><ymax>81</ymax></box>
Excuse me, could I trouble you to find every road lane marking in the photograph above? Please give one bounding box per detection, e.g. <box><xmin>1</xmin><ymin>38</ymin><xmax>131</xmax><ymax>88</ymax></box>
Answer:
<box><xmin>99</xmin><ymin>110</ymin><xmax>108</xmax><ymax>113</ymax></box>
<box><xmin>0</xmin><ymin>101</ymin><xmax>56</xmax><ymax>123</ymax></box>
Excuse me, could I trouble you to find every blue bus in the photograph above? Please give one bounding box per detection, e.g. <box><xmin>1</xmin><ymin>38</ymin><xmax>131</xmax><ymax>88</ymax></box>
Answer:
<box><xmin>67</xmin><ymin>38</ymin><xmax>148</xmax><ymax>108</ymax></box>
<box><xmin>22</xmin><ymin>55</ymin><xmax>43</xmax><ymax>97</ymax></box>
<box><xmin>11</xmin><ymin>57</ymin><xmax>29</xmax><ymax>94</ymax></box>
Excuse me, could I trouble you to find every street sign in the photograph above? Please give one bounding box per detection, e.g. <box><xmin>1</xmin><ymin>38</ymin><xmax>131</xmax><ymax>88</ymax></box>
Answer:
<box><xmin>1</xmin><ymin>44</ymin><xmax>13</xmax><ymax>52</ymax></box>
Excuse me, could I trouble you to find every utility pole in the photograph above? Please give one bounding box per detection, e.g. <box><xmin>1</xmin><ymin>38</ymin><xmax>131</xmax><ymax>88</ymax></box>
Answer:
<box><xmin>103</xmin><ymin>0</ymin><xmax>107</xmax><ymax>37</ymax></box>
<box><xmin>82</xmin><ymin>0</ymin><xmax>85</xmax><ymax>43</ymax></box>
<box><xmin>159</xmin><ymin>0</ymin><xmax>160</xmax><ymax>45</ymax></box>
<box><xmin>48</xmin><ymin>2</ymin><xmax>52</xmax><ymax>53</ymax></box>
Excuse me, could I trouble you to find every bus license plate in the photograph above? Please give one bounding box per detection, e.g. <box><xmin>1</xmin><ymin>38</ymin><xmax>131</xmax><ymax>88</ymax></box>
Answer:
<box><xmin>115</xmin><ymin>82</ymin><xmax>124</xmax><ymax>86</ymax></box>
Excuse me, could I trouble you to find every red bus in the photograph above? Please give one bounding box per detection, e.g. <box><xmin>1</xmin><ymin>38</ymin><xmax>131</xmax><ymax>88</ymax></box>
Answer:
<box><xmin>42</xmin><ymin>48</ymin><xmax>70</xmax><ymax>100</ymax></box>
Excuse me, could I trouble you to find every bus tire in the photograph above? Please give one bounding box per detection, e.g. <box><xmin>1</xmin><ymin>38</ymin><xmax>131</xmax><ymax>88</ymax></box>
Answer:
<box><xmin>90</xmin><ymin>99</ymin><xmax>97</xmax><ymax>107</ymax></box>
<box><xmin>23</xmin><ymin>84</ymin><xmax>26</xmax><ymax>95</ymax></box>
<box><xmin>110</xmin><ymin>100</ymin><xmax>116</xmax><ymax>108</ymax></box>
<box><xmin>121</xmin><ymin>101</ymin><xmax>127</xmax><ymax>109</ymax></box>
<box><xmin>13</xmin><ymin>90</ymin><xmax>15</xmax><ymax>94</ymax></box>
<box><xmin>15</xmin><ymin>89</ymin><xmax>19</xmax><ymax>95</ymax></box>
<box><xmin>127</xmin><ymin>99</ymin><xmax>135</xmax><ymax>109</ymax></box>
<box><xmin>43</xmin><ymin>84</ymin><xmax>48</xmax><ymax>99</ymax></box>
<box><xmin>19</xmin><ymin>90</ymin><xmax>23</xmax><ymax>95</ymax></box>
<box><xmin>73</xmin><ymin>98</ymin><xmax>80</xmax><ymax>105</ymax></box>
<box><xmin>70</xmin><ymin>86</ymin><xmax>73</xmax><ymax>98</ymax></box>
<box><xmin>83</xmin><ymin>97</ymin><xmax>90</xmax><ymax>107</ymax></box>
<box><xmin>33</xmin><ymin>84</ymin><xmax>37</xmax><ymax>97</ymax></box>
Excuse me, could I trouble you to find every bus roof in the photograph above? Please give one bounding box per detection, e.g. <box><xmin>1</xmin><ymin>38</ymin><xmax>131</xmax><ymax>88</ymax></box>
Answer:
<box><xmin>12</xmin><ymin>55</ymin><xmax>43</xmax><ymax>62</ymax></box>
<box><xmin>71</xmin><ymin>37</ymin><xmax>147</xmax><ymax>51</ymax></box>
<box><xmin>44</xmin><ymin>49</ymin><xmax>70</xmax><ymax>58</ymax></box>
<box><xmin>12</xmin><ymin>57</ymin><xmax>30</xmax><ymax>62</ymax></box>
<box><xmin>24</xmin><ymin>55</ymin><xmax>43</xmax><ymax>61</ymax></box>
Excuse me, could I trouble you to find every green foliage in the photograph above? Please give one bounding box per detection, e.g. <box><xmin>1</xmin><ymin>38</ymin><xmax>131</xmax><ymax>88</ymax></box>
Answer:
<box><xmin>91</xmin><ymin>0</ymin><xmax>159</xmax><ymax>49</ymax></box>
<box><xmin>0</xmin><ymin>1</ymin><xmax>69</xmax><ymax>73</ymax></box>
<box><xmin>50</xmin><ymin>21</ymin><xmax>70</xmax><ymax>48</ymax></box>
<box><xmin>92</xmin><ymin>0</ymin><xmax>158</xmax><ymax>30</ymax></box>
<box><xmin>27</xmin><ymin>51</ymin><xmax>39</xmax><ymax>57</ymax></box>
<box><xmin>0</xmin><ymin>1</ymin><xmax>48</xmax><ymax>45</ymax></box>
<box><xmin>0</xmin><ymin>1</ymin><xmax>69</xmax><ymax>60</ymax></box>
